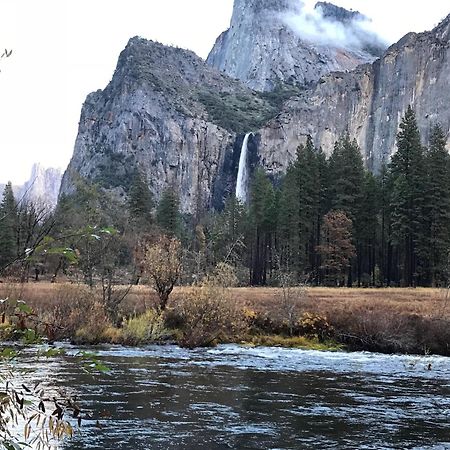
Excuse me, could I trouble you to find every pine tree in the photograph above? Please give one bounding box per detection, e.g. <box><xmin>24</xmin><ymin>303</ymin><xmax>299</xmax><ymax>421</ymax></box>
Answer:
<box><xmin>358</xmin><ymin>172</ymin><xmax>382</xmax><ymax>285</ymax></box>
<box><xmin>424</xmin><ymin>124</ymin><xmax>450</xmax><ymax>285</ymax></box>
<box><xmin>317</xmin><ymin>210</ymin><xmax>356</xmax><ymax>286</ymax></box>
<box><xmin>278</xmin><ymin>137</ymin><xmax>319</xmax><ymax>279</ymax></box>
<box><xmin>248</xmin><ymin>169</ymin><xmax>276</xmax><ymax>285</ymax></box>
<box><xmin>156</xmin><ymin>188</ymin><xmax>181</xmax><ymax>236</ymax></box>
<box><xmin>0</xmin><ymin>182</ymin><xmax>18</xmax><ymax>271</ymax></box>
<box><xmin>210</xmin><ymin>195</ymin><xmax>247</xmax><ymax>266</ymax></box>
<box><xmin>389</xmin><ymin>106</ymin><xmax>427</xmax><ymax>286</ymax></box>
<box><xmin>328</xmin><ymin>134</ymin><xmax>365</xmax><ymax>285</ymax></box>
<box><xmin>128</xmin><ymin>170</ymin><xmax>154</xmax><ymax>230</ymax></box>
<box><xmin>328</xmin><ymin>134</ymin><xmax>365</xmax><ymax>221</ymax></box>
<box><xmin>312</xmin><ymin>145</ymin><xmax>330</xmax><ymax>284</ymax></box>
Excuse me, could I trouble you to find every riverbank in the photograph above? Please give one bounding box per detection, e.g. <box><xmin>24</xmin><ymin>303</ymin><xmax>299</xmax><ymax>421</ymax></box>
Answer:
<box><xmin>0</xmin><ymin>283</ymin><xmax>448</xmax><ymax>355</ymax></box>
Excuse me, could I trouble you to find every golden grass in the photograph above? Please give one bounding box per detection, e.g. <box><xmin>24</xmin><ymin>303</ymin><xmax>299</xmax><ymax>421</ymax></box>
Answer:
<box><xmin>0</xmin><ymin>283</ymin><xmax>447</xmax><ymax>318</ymax></box>
<box><xmin>1</xmin><ymin>282</ymin><xmax>448</xmax><ymax>354</ymax></box>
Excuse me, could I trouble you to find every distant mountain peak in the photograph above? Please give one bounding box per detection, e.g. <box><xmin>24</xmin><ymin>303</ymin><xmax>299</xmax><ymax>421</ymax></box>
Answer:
<box><xmin>19</xmin><ymin>164</ymin><xmax>62</xmax><ymax>209</ymax></box>
<box><xmin>207</xmin><ymin>0</ymin><xmax>386</xmax><ymax>91</ymax></box>
<box><xmin>314</xmin><ymin>2</ymin><xmax>363</xmax><ymax>22</ymax></box>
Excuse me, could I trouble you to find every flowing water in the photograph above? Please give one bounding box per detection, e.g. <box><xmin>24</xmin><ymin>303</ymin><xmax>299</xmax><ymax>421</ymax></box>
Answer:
<box><xmin>236</xmin><ymin>133</ymin><xmax>252</xmax><ymax>203</ymax></box>
<box><xmin>13</xmin><ymin>345</ymin><xmax>450</xmax><ymax>449</ymax></box>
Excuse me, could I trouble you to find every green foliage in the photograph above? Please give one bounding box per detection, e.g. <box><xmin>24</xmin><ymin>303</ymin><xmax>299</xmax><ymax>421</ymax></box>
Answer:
<box><xmin>278</xmin><ymin>138</ymin><xmax>320</xmax><ymax>277</ymax></box>
<box><xmin>248</xmin><ymin>169</ymin><xmax>277</xmax><ymax>285</ymax></box>
<box><xmin>259</xmin><ymin>81</ymin><xmax>303</xmax><ymax>110</ymax></box>
<box><xmin>0</xmin><ymin>183</ymin><xmax>17</xmax><ymax>271</ymax></box>
<box><xmin>128</xmin><ymin>170</ymin><xmax>154</xmax><ymax>229</ymax></box>
<box><xmin>197</xmin><ymin>89</ymin><xmax>277</xmax><ymax>133</ymax></box>
<box><xmin>328</xmin><ymin>134</ymin><xmax>365</xmax><ymax>222</ymax></box>
<box><xmin>156</xmin><ymin>188</ymin><xmax>181</xmax><ymax>236</ymax></box>
<box><xmin>121</xmin><ymin>309</ymin><xmax>167</xmax><ymax>345</ymax></box>
<box><xmin>389</xmin><ymin>106</ymin><xmax>427</xmax><ymax>285</ymax></box>
<box><xmin>423</xmin><ymin>124</ymin><xmax>450</xmax><ymax>285</ymax></box>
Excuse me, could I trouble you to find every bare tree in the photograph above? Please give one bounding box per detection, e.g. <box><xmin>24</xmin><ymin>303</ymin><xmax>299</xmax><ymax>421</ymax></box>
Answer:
<box><xmin>142</xmin><ymin>234</ymin><xmax>183</xmax><ymax>311</ymax></box>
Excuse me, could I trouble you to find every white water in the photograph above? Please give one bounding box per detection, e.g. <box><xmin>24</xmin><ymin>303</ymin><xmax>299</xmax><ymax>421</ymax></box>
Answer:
<box><xmin>236</xmin><ymin>133</ymin><xmax>252</xmax><ymax>203</ymax></box>
<box><xmin>9</xmin><ymin>344</ymin><xmax>450</xmax><ymax>449</ymax></box>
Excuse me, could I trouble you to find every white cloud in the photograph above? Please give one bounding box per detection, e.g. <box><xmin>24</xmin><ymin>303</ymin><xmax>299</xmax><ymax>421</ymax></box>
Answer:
<box><xmin>282</xmin><ymin>1</ymin><xmax>385</xmax><ymax>50</ymax></box>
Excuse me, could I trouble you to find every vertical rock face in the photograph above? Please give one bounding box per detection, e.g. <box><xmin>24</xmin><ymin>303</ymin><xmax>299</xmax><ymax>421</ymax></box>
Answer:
<box><xmin>207</xmin><ymin>0</ymin><xmax>385</xmax><ymax>91</ymax></box>
<box><xmin>0</xmin><ymin>164</ymin><xmax>61</xmax><ymax>209</ymax></box>
<box><xmin>60</xmin><ymin>38</ymin><xmax>276</xmax><ymax>214</ymax></box>
<box><xmin>258</xmin><ymin>14</ymin><xmax>450</xmax><ymax>174</ymax></box>
<box><xmin>19</xmin><ymin>164</ymin><xmax>62</xmax><ymax>209</ymax></box>
<box><xmin>61</xmin><ymin>3</ymin><xmax>450</xmax><ymax>214</ymax></box>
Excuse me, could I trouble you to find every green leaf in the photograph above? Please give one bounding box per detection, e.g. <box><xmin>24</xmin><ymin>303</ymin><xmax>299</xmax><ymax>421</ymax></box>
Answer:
<box><xmin>0</xmin><ymin>348</ymin><xmax>17</xmax><ymax>359</ymax></box>
<box><xmin>39</xmin><ymin>348</ymin><xmax>66</xmax><ymax>358</ymax></box>
<box><xmin>16</xmin><ymin>303</ymin><xmax>32</xmax><ymax>314</ymax></box>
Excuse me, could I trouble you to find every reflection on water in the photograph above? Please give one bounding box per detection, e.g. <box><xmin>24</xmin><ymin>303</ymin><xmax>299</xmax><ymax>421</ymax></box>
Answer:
<box><xmin>18</xmin><ymin>345</ymin><xmax>450</xmax><ymax>449</ymax></box>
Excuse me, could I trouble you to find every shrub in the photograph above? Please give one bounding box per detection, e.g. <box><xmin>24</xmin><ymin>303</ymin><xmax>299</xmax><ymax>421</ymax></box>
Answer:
<box><xmin>121</xmin><ymin>309</ymin><xmax>167</xmax><ymax>345</ymax></box>
<box><xmin>38</xmin><ymin>284</ymin><xmax>111</xmax><ymax>342</ymax></box>
<box><xmin>178</xmin><ymin>263</ymin><xmax>247</xmax><ymax>348</ymax></box>
<box><xmin>278</xmin><ymin>274</ymin><xmax>308</xmax><ymax>336</ymax></box>
<box><xmin>297</xmin><ymin>312</ymin><xmax>334</xmax><ymax>341</ymax></box>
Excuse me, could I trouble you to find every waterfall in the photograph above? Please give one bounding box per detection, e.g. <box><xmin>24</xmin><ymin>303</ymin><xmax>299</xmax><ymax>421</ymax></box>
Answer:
<box><xmin>236</xmin><ymin>133</ymin><xmax>252</xmax><ymax>203</ymax></box>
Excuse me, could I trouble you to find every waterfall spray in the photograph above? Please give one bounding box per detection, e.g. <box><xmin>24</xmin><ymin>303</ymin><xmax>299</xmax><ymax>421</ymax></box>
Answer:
<box><xmin>236</xmin><ymin>133</ymin><xmax>252</xmax><ymax>203</ymax></box>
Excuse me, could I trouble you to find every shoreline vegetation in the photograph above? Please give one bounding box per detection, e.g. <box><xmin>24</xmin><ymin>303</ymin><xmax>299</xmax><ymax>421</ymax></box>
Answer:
<box><xmin>0</xmin><ymin>282</ymin><xmax>448</xmax><ymax>357</ymax></box>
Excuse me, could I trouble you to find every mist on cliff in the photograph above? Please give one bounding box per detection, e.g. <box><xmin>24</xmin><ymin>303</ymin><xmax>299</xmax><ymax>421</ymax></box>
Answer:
<box><xmin>282</xmin><ymin>1</ymin><xmax>387</xmax><ymax>52</ymax></box>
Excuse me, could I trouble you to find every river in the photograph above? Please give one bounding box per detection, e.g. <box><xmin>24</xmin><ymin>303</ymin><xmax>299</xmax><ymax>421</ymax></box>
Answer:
<box><xmin>12</xmin><ymin>345</ymin><xmax>450</xmax><ymax>449</ymax></box>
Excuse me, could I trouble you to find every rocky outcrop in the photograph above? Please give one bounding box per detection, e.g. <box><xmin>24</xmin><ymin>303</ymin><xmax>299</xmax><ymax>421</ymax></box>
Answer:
<box><xmin>61</xmin><ymin>1</ymin><xmax>450</xmax><ymax>214</ymax></box>
<box><xmin>60</xmin><ymin>38</ymin><xmax>276</xmax><ymax>213</ymax></box>
<box><xmin>0</xmin><ymin>165</ymin><xmax>61</xmax><ymax>209</ymax></box>
<box><xmin>19</xmin><ymin>164</ymin><xmax>62</xmax><ymax>209</ymax></box>
<box><xmin>258</xmin><ymin>14</ymin><xmax>450</xmax><ymax>173</ymax></box>
<box><xmin>207</xmin><ymin>0</ymin><xmax>385</xmax><ymax>91</ymax></box>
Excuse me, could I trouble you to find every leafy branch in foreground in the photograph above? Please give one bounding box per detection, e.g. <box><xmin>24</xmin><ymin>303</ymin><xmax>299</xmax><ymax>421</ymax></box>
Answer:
<box><xmin>0</xmin><ymin>298</ymin><xmax>110</xmax><ymax>449</ymax></box>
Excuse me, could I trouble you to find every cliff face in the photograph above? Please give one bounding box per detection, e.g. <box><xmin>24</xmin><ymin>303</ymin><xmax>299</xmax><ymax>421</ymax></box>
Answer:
<box><xmin>60</xmin><ymin>38</ymin><xmax>275</xmax><ymax>213</ymax></box>
<box><xmin>207</xmin><ymin>0</ymin><xmax>385</xmax><ymax>91</ymax></box>
<box><xmin>258</xmin><ymin>14</ymin><xmax>450</xmax><ymax>173</ymax></box>
<box><xmin>19</xmin><ymin>164</ymin><xmax>62</xmax><ymax>209</ymax></box>
<box><xmin>61</xmin><ymin>2</ymin><xmax>450</xmax><ymax>213</ymax></box>
<box><xmin>0</xmin><ymin>165</ymin><xmax>62</xmax><ymax>209</ymax></box>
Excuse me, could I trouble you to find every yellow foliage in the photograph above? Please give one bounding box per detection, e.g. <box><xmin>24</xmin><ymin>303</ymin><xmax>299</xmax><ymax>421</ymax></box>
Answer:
<box><xmin>121</xmin><ymin>309</ymin><xmax>167</xmax><ymax>345</ymax></box>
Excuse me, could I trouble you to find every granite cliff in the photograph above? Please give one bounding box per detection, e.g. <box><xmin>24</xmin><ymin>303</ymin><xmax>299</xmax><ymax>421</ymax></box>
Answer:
<box><xmin>61</xmin><ymin>0</ymin><xmax>450</xmax><ymax>212</ymax></box>
<box><xmin>60</xmin><ymin>38</ymin><xmax>274</xmax><ymax>213</ymax></box>
<box><xmin>207</xmin><ymin>0</ymin><xmax>385</xmax><ymax>91</ymax></box>
<box><xmin>257</xmin><ymin>14</ymin><xmax>450</xmax><ymax>173</ymax></box>
<box><xmin>1</xmin><ymin>164</ymin><xmax>62</xmax><ymax>209</ymax></box>
<box><xmin>19</xmin><ymin>164</ymin><xmax>62</xmax><ymax>209</ymax></box>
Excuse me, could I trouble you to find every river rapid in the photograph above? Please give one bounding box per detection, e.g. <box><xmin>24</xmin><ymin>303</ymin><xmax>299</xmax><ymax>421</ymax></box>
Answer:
<box><xmin>12</xmin><ymin>345</ymin><xmax>450</xmax><ymax>449</ymax></box>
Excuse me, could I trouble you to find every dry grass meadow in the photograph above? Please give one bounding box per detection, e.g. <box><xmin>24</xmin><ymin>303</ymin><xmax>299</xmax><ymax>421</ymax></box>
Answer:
<box><xmin>0</xmin><ymin>282</ymin><xmax>449</xmax><ymax>354</ymax></box>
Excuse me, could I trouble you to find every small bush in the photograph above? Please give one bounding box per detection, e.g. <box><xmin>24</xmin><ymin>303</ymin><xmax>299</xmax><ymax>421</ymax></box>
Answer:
<box><xmin>178</xmin><ymin>263</ymin><xmax>247</xmax><ymax>348</ymax></box>
<box><xmin>37</xmin><ymin>285</ymin><xmax>111</xmax><ymax>342</ymax></box>
<box><xmin>121</xmin><ymin>309</ymin><xmax>167</xmax><ymax>345</ymax></box>
<box><xmin>296</xmin><ymin>312</ymin><xmax>334</xmax><ymax>341</ymax></box>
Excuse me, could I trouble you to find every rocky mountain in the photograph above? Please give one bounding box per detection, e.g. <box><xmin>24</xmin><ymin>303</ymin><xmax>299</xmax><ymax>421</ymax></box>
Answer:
<box><xmin>19</xmin><ymin>164</ymin><xmax>62</xmax><ymax>209</ymax></box>
<box><xmin>60</xmin><ymin>38</ymin><xmax>276</xmax><ymax>213</ymax></box>
<box><xmin>207</xmin><ymin>0</ymin><xmax>386</xmax><ymax>91</ymax></box>
<box><xmin>258</xmin><ymin>14</ymin><xmax>450</xmax><ymax>173</ymax></box>
<box><xmin>61</xmin><ymin>0</ymin><xmax>450</xmax><ymax>213</ymax></box>
<box><xmin>0</xmin><ymin>164</ymin><xmax>62</xmax><ymax>209</ymax></box>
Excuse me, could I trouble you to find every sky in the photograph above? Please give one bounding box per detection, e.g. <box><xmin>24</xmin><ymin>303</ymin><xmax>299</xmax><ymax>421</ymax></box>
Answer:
<box><xmin>0</xmin><ymin>0</ymin><xmax>449</xmax><ymax>185</ymax></box>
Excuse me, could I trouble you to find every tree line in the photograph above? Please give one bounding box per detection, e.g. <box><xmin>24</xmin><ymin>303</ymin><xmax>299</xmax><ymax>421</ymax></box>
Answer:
<box><xmin>1</xmin><ymin>107</ymin><xmax>449</xmax><ymax>288</ymax></box>
<box><xmin>207</xmin><ymin>107</ymin><xmax>450</xmax><ymax>287</ymax></box>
